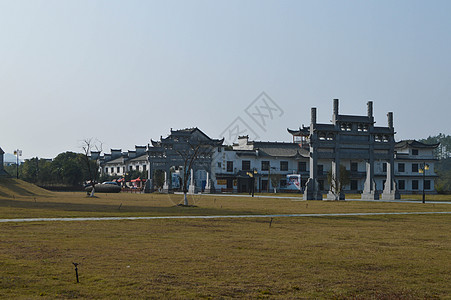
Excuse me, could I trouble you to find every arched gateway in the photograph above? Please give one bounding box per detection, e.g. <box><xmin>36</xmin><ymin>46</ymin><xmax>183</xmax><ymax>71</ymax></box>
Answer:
<box><xmin>288</xmin><ymin>99</ymin><xmax>400</xmax><ymax>200</ymax></box>
<box><xmin>147</xmin><ymin>128</ymin><xmax>224</xmax><ymax>193</ymax></box>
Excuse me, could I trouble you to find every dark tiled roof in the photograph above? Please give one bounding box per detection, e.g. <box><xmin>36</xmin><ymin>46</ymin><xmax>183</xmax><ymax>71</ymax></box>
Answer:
<box><xmin>373</xmin><ymin>126</ymin><xmax>393</xmax><ymax>133</ymax></box>
<box><xmin>287</xmin><ymin>127</ymin><xmax>309</xmax><ymax>135</ymax></box>
<box><xmin>129</xmin><ymin>154</ymin><xmax>148</xmax><ymax>162</ymax></box>
<box><xmin>313</xmin><ymin>124</ymin><xmax>336</xmax><ymax>131</ymax></box>
<box><xmin>258</xmin><ymin>147</ymin><xmax>309</xmax><ymax>158</ymax></box>
<box><xmin>237</xmin><ymin>142</ymin><xmax>309</xmax><ymax>158</ymax></box>
<box><xmin>104</xmin><ymin>157</ymin><xmax>124</xmax><ymax>165</ymax></box>
<box><xmin>336</xmin><ymin>114</ymin><xmax>373</xmax><ymax>123</ymax></box>
<box><xmin>395</xmin><ymin>140</ymin><xmax>440</xmax><ymax>149</ymax></box>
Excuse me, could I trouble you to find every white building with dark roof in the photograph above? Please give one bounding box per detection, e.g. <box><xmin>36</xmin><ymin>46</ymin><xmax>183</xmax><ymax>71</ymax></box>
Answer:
<box><xmin>213</xmin><ymin>136</ymin><xmax>310</xmax><ymax>193</ymax></box>
<box><xmin>100</xmin><ymin>146</ymin><xmax>149</xmax><ymax>177</ymax></box>
<box><xmin>394</xmin><ymin>140</ymin><xmax>439</xmax><ymax>194</ymax></box>
<box><xmin>91</xmin><ymin>101</ymin><xmax>439</xmax><ymax>197</ymax></box>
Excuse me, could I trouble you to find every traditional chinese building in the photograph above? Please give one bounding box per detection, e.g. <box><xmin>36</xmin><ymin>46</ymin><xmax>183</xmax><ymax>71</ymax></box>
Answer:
<box><xmin>288</xmin><ymin>99</ymin><xmax>399</xmax><ymax>200</ymax></box>
<box><xmin>99</xmin><ymin>146</ymin><xmax>148</xmax><ymax>177</ymax></box>
<box><xmin>394</xmin><ymin>140</ymin><xmax>439</xmax><ymax>194</ymax></box>
<box><xmin>212</xmin><ymin>136</ymin><xmax>309</xmax><ymax>193</ymax></box>
<box><xmin>147</xmin><ymin>128</ymin><xmax>224</xmax><ymax>193</ymax></box>
<box><xmin>90</xmin><ymin>101</ymin><xmax>439</xmax><ymax>197</ymax></box>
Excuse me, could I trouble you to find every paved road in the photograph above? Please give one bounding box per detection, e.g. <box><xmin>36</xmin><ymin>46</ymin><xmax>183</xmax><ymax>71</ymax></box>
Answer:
<box><xmin>1</xmin><ymin>211</ymin><xmax>450</xmax><ymax>223</ymax></box>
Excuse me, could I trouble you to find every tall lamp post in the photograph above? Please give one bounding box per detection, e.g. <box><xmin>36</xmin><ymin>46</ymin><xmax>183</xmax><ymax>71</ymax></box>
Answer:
<box><xmin>419</xmin><ymin>162</ymin><xmax>429</xmax><ymax>204</ymax></box>
<box><xmin>14</xmin><ymin>149</ymin><xmax>22</xmax><ymax>179</ymax></box>
<box><xmin>246</xmin><ymin>169</ymin><xmax>257</xmax><ymax>197</ymax></box>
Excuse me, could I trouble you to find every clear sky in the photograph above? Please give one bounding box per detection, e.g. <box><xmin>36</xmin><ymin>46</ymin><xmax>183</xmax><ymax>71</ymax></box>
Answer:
<box><xmin>1</xmin><ymin>0</ymin><xmax>450</xmax><ymax>159</ymax></box>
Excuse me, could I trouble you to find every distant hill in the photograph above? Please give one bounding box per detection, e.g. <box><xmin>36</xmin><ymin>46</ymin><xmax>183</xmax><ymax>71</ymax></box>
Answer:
<box><xmin>4</xmin><ymin>153</ymin><xmax>21</xmax><ymax>164</ymax></box>
<box><xmin>0</xmin><ymin>178</ymin><xmax>54</xmax><ymax>198</ymax></box>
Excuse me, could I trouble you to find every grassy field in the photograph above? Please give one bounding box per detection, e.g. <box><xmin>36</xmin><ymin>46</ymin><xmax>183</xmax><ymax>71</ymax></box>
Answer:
<box><xmin>1</xmin><ymin>179</ymin><xmax>451</xmax><ymax>299</ymax></box>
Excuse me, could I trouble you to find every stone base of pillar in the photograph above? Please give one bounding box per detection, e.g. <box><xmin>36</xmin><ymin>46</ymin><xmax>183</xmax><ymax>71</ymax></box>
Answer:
<box><xmin>381</xmin><ymin>190</ymin><xmax>400</xmax><ymax>200</ymax></box>
<box><xmin>303</xmin><ymin>178</ymin><xmax>323</xmax><ymax>200</ymax></box>
<box><xmin>188</xmin><ymin>184</ymin><xmax>196</xmax><ymax>194</ymax></box>
<box><xmin>361</xmin><ymin>191</ymin><xmax>380</xmax><ymax>200</ymax></box>
<box><xmin>144</xmin><ymin>179</ymin><xmax>153</xmax><ymax>193</ymax></box>
<box><xmin>204</xmin><ymin>179</ymin><xmax>211</xmax><ymax>194</ymax></box>
<box><xmin>162</xmin><ymin>182</ymin><xmax>170</xmax><ymax>193</ymax></box>
<box><xmin>326</xmin><ymin>191</ymin><xmax>345</xmax><ymax>200</ymax></box>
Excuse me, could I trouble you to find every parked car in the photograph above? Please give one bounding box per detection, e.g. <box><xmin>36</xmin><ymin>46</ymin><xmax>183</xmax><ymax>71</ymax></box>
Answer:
<box><xmin>102</xmin><ymin>181</ymin><xmax>119</xmax><ymax>185</ymax></box>
<box><xmin>85</xmin><ymin>182</ymin><xmax>121</xmax><ymax>193</ymax></box>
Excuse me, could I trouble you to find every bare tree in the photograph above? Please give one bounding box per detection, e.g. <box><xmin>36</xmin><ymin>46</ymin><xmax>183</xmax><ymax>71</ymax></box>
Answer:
<box><xmin>270</xmin><ymin>173</ymin><xmax>284</xmax><ymax>193</ymax></box>
<box><xmin>176</xmin><ymin>141</ymin><xmax>214</xmax><ymax>206</ymax></box>
<box><xmin>81</xmin><ymin>138</ymin><xmax>103</xmax><ymax>197</ymax></box>
<box><xmin>327</xmin><ymin>164</ymin><xmax>350</xmax><ymax>200</ymax></box>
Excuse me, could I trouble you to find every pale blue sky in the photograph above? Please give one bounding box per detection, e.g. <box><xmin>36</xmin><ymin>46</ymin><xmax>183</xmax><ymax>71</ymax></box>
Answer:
<box><xmin>1</xmin><ymin>0</ymin><xmax>450</xmax><ymax>159</ymax></box>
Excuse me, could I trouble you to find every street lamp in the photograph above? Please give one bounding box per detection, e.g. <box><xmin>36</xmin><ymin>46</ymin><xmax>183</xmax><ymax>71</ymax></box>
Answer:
<box><xmin>246</xmin><ymin>169</ymin><xmax>257</xmax><ymax>197</ymax></box>
<box><xmin>13</xmin><ymin>149</ymin><xmax>22</xmax><ymax>179</ymax></box>
<box><xmin>419</xmin><ymin>162</ymin><xmax>429</xmax><ymax>203</ymax></box>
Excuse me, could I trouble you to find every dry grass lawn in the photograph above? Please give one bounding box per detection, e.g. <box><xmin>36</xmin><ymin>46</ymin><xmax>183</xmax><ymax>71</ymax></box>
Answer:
<box><xmin>1</xmin><ymin>179</ymin><xmax>450</xmax><ymax>299</ymax></box>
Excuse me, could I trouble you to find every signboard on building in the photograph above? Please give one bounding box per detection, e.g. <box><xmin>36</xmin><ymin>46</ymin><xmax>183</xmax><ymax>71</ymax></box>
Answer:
<box><xmin>286</xmin><ymin>174</ymin><xmax>302</xmax><ymax>191</ymax></box>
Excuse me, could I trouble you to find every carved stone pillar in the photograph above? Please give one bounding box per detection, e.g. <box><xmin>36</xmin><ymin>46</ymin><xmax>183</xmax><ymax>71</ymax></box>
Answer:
<box><xmin>361</xmin><ymin>160</ymin><xmax>379</xmax><ymax>200</ymax></box>
<box><xmin>204</xmin><ymin>171</ymin><xmax>211</xmax><ymax>194</ymax></box>
<box><xmin>303</xmin><ymin>107</ymin><xmax>323</xmax><ymax>200</ymax></box>
<box><xmin>381</xmin><ymin>160</ymin><xmax>400</xmax><ymax>200</ymax></box>
<box><xmin>188</xmin><ymin>168</ymin><xmax>196</xmax><ymax>194</ymax></box>
<box><xmin>162</xmin><ymin>170</ymin><xmax>170</xmax><ymax>193</ymax></box>
<box><xmin>145</xmin><ymin>163</ymin><xmax>153</xmax><ymax>193</ymax></box>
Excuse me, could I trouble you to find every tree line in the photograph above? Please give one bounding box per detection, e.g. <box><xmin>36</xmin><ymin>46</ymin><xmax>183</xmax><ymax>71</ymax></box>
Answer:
<box><xmin>420</xmin><ymin>133</ymin><xmax>451</xmax><ymax>193</ymax></box>
<box><xmin>5</xmin><ymin>152</ymin><xmax>97</xmax><ymax>187</ymax></box>
<box><xmin>4</xmin><ymin>151</ymin><xmax>148</xmax><ymax>189</ymax></box>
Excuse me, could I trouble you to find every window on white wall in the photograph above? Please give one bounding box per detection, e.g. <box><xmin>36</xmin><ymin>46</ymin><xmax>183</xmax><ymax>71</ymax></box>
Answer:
<box><xmin>298</xmin><ymin>161</ymin><xmax>307</xmax><ymax>172</ymax></box>
<box><xmin>280</xmin><ymin>161</ymin><xmax>288</xmax><ymax>171</ymax></box>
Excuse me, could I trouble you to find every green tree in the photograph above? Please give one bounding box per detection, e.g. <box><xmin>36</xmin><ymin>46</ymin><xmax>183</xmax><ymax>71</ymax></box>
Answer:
<box><xmin>4</xmin><ymin>164</ymin><xmax>17</xmax><ymax>178</ymax></box>
<box><xmin>51</xmin><ymin>152</ymin><xmax>85</xmax><ymax>186</ymax></box>
<box><xmin>435</xmin><ymin>158</ymin><xmax>451</xmax><ymax>193</ymax></box>
<box><xmin>420</xmin><ymin>134</ymin><xmax>451</xmax><ymax>193</ymax></box>
<box><xmin>420</xmin><ymin>133</ymin><xmax>451</xmax><ymax>159</ymax></box>
<box><xmin>36</xmin><ymin>159</ymin><xmax>53</xmax><ymax>185</ymax></box>
<box><xmin>21</xmin><ymin>157</ymin><xmax>39</xmax><ymax>183</ymax></box>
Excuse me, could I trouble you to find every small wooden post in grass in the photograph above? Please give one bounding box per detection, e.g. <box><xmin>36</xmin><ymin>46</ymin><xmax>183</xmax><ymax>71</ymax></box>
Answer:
<box><xmin>72</xmin><ymin>262</ymin><xmax>79</xmax><ymax>283</ymax></box>
<box><xmin>269</xmin><ymin>218</ymin><xmax>273</xmax><ymax>228</ymax></box>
